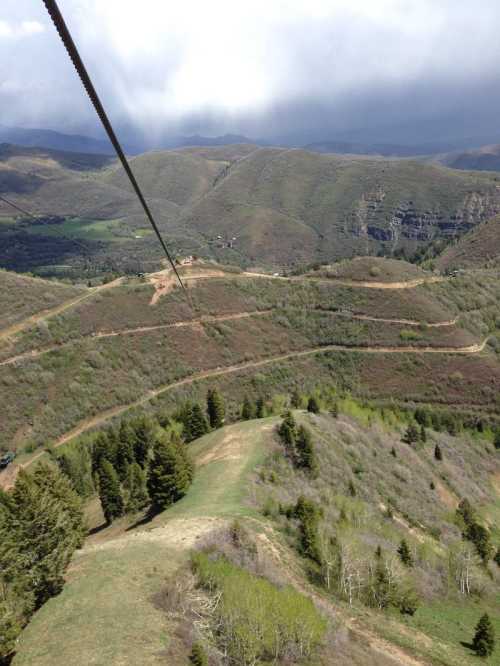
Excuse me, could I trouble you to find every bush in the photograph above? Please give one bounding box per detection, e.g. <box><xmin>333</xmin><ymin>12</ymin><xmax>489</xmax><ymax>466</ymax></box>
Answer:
<box><xmin>192</xmin><ymin>552</ymin><xmax>327</xmax><ymax>663</ymax></box>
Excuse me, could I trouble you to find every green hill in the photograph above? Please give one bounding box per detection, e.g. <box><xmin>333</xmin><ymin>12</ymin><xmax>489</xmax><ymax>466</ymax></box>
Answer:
<box><xmin>435</xmin><ymin>215</ymin><xmax>500</xmax><ymax>271</ymax></box>
<box><xmin>2</xmin><ymin>144</ymin><xmax>500</xmax><ymax>276</ymax></box>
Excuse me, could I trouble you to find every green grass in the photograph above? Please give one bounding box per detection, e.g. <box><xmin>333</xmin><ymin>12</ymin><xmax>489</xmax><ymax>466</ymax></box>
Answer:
<box><xmin>12</xmin><ymin>418</ymin><xmax>276</xmax><ymax>665</ymax></box>
<box><xmin>155</xmin><ymin>417</ymin><xmax>277</xmax><ymax>521</ymax></box>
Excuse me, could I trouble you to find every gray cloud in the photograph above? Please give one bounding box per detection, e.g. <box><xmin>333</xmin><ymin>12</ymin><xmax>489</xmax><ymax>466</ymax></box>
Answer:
<box><xmin>2</xmin><ymin>0</ymin><xmax>500</xmax><ymax>146</ymax></box>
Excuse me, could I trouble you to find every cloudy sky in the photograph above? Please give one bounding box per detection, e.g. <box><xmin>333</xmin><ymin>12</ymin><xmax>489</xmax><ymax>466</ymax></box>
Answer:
<box><xmin>2</xmin><ymin>0</ymin><xmax>500</xmax><ymax>145</ymax></box>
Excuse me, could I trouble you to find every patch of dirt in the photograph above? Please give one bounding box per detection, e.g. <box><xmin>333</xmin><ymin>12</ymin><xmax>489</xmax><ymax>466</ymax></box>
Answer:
<box><xmin>436</xmin><ymin>481</ymin><xmax>458</xmax><ymax>509</ymax></box>
<box><xmin>80</xmin><ymin>516</ymin><xmax>227</xmax><ymax>555</ymax></box>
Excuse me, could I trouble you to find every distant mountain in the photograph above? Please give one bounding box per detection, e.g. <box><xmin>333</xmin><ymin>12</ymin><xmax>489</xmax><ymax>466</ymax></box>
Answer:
<box><xmin>170</xmin><ymin>133</ymin><xmax>268</xmax><ymax>148</ymax></box>
<box><xmin>438</xmin><ymin>144</ymin><xmax>500</xmax><ymax>172</ymax></box>
<box><xmin>304</xmin><ymin>140</ymin><xmax>457</xmax><ymax>157</ymax></box>
<box><xmin>0</xmin><ymin>125</ymin><xmax>115</xmax><ymax>156</ymax></box>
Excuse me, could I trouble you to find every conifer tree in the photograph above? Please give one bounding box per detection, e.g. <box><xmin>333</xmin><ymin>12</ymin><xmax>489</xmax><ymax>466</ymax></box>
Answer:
<box><xmin>187</xmin><ymin>403</ymin><xmax>209</xmax><ymax>441</ymax></box>
<box><xmin>390</xmin><ymin>446</ymin><xmax>397</xmax><ymax>457</ymax></box>
<box><xmin>255</xmin><ymin>396</ymin><xmax>265</xmax><ymax>418</ymax></box>
<box><xmin>132</xmin><ymin>416</ymin><xmax>156</xmax><ymax>468</ymax></box>
<box><xmin>295</xmin><ymin>425</ymin><xmax>317</xmax><ymax>473</ymax></box>
<box><xmin>91</xmin><ymin>431</ymin><xmax>111</xmax><ymax>475</ymax></box>
<box><xmin>278</xmin><ymin>410</ymin><xmax>297</xmax><ymax>453</ymax></box>
<box><xmin>125</xmin><ymin>462</ymin><xmax>149</xmax><ymax>513</ymax></box>
<box><xmin>494</xmin><ymin>430</ymin><xmax>500</xmax><ymax>450</ymax></box>
<box><xmin>207</xmin><ymin>388</ymin><xmax>225</xmax><ymax>429</ymax></box>
<box><xmin>98</xmin><ymin>460</ymin><xmax>124</xmax><ymax>525</ymax></box>
<box><xmin>148</xmin><ymin>436</ymin><xmax>193</xmax><ymax>510</ymax></box>
<box><xmin>294</xmin><ymin>496</ymin><xmax>322</xmax><ymax>563</ymax></box>
<box><xmin>241</xmin><ymin>396</ymin><xmax>254</xmax><ymax>420</ymax></box>
<box><xmin>116</xmin><ymin>421</ymin><xmax>136</xmax><ymax>481</ymax></box>
<box><xmin>348</xmin><ymin>479</ymin><xmax>356</xmax><ymax>497</ymax></box>
<box><xmin>307</xmin><ymin>396</ymin><xmax>320</xmax><ymax>414</ymax></box>
<box><xmin>397</xmin><ymin>539</ymin><xmax>413</xmax><ymax>567</ymax></box>
<box><xmin>434</xmin><ymin>443</ymin><xmax>443</xmax><ymax>461</ymax></box>
<box><xmin>290</xmin><ymin>389</ymin><xmax>302</xmax><ymax>409</ymax></box>
<box><xmin>403</xmin><ymin>423</ymin><xmax>419</xmax><ymax>445</ymax></box>
<box><xmin>472</xmin><ymin>613</ymin><xmax>495</xmax><ymax>657</ymax></box>
<box><xmin>330</xmin><ymin>402</ymin><xmax>339</xmax><ymax>418</ymax></box>
<box><xmin>419</xmin><ymin>424</ymin><xmax>427</xmax><ymax>443</ymax></box>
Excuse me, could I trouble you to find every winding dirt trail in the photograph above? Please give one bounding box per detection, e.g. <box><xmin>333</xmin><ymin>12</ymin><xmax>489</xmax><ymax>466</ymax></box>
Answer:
<box><xmin>0</xmin><ymin>307</ymin><xmax>458</xmax><ymax>369</ymax></box>
<box><xmin>0</xmin><ymin>277</ymin><xmax>125</xmax><ymax>342</ymax></box>
<box><xmin>1</xmin><ymin>335</ymin><xmax>488</xmax><ymax>488</ymax></box>
<box><xmin>242</xmin><ymin>271</ymin><xmax>445</xmax><ymax>289</ymax></box>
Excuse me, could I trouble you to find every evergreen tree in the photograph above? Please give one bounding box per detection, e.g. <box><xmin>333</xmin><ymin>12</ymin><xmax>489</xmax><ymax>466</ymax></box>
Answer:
<box><xmin>190</xmin><ymin>642</ymin><xmax>208</xmax><ymax>666</ymax></box>
<box><xmin>375</xmin><ymin>545</ymin><xmax>383</xmax><ymax>559</ymax></box>
<box><xmin>294</xmin><ymin>496</ymin><xmax>321</xmax><ymax>563</ymax></box>
<box><xmin>124</xmin><ymin>462</ymin><xmax>149</xmax><ymax>513</ymax></box>
<box><xmin>390</xmin><ymin>446</ymin><xmax>397</xmax><ymax>458</ymax></box>
<box><xmin>330</xmin><ymin>402</ymin><xmax>339</xmax><ymax>418</ymax></box>
<box><xmin>348</xmin><ymin>479</ymin><xmax>357</xmax><ymax>497</ymax></box>
<box><xmin>494</xmin><ymin>547</ymin><xmax>500</xmax><ymax>567</ymax></box>
<box><xmin>419</xmin><ymin>424</ymin><xmax>427</xmax><ymax>443</ymax></box>
<box><xmin>91</xmin><ymin>431</ymin><xmax>111</xmax><ymax>475</ymax></box>
<box><xmin>295</xmin><ymin>425</ymin><xmax>317</xmax><ymax>473</ymax></box>
<box><xmin>457</xmin><ymin>498</ymin><xmax>476</xmax><ymax>527</ymax></box>
<box><xmin>98</xmin><ymin>460</ymin><xmax>124</xmax><ymax>525</ymax></box>
<box><xmin>414</xmin><ymin>407</ymin><xmax>431</xmax><ymax>428</ymax></box>
<box><xmin>290</xmin><ymin>389</ymin><xmax>302</xmax><ymax>409</ymax></box>
<box><xmin>403</xmin><ymin>423</ymin><xmax>419</xmax><ymax>445</ymax></box>
<box><xmin>307</xmin><ymin>396</ymin><xmax>320</xmax><ymax>414</ymax></box>
<box><xmin>278</xmin><ymin>411</ymin><xmax>297</xmax><ymax>453</ymax></box>
<box><xmin>255</xmin><ymin>397</ymin><xmax>265</xmax><ymax>419</ymax></box>
<box><xmin>241</xmin><ymin>396</ymin><xmax>254</xmax><ymax>420</ymax></box>
<box><xmin>397</xmin><ymin>539</ymin><xmax>413</xmax><ymax>567</ymax></box>
<box><xmin>206</xmin><ymin>388</ymin><xmax>225</xmax><ymax>429</ymax></box>
<box><xmin>472</xmin><ymin>613</ymin><xmax>495</xmax><ymax>657</ymax></box>
<box><xmin>465</xmin><ymin>522</ymin><xmax>493</xmax><ymax>563</ymax></box>
<box><xmin>434</xmin><ymin>443</ymin><xmax>443</xmax><ymax>461</ymax></box>
<box><xmin>187</xmin><ymin>403</ymin><xmax>209</xmax><ymax>441</ymax></box>
<box><xmin>494</xmin><ymin>430</ymin><xmax>500</xmax><ymax>450</ymax></box>
<box><xmin>148</xmin><ymin>436</ymin><xmax>193</xmax><ymax>511</ymax></box>
<box><xmin>57</xmin><ymin>441</ymin><xmax>94</xmax><ymax>497</ymax></box>
<box><xmin>0</xmin><ymin>465</ymin><xmax>85</xmax><ymax>607</ymax></box>
<box><xmin>131</xmin><ymin>416</ymin><xmax>156</xmax><ymax>467</ymax></box>
<box><xmin>116</xmin><ymin>421</ymin><xmax>136</xmax><ymax>481</ymax></box>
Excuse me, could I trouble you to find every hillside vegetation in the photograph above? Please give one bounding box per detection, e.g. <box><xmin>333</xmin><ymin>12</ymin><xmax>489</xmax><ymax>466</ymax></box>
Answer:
<box><xmin>2</xmin><ymin>143</ymin><xmax>500</xmax><ymax>276</ymax></box>
<box><xmin>435</xmin><ymin>215</ymin><xmax>500</xmax><ymax>271</ymax></box>
<box><xmin>0</xmin><ymin>259</ymin><xmax>498</xmax><ymax>461</ymax></box>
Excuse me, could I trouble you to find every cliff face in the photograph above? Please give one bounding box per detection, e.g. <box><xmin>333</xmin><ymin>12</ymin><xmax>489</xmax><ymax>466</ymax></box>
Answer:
<box><xmin>350</xmin><ymin>187</ymin><xmax>500</xmax><ymax>248</ymax></box>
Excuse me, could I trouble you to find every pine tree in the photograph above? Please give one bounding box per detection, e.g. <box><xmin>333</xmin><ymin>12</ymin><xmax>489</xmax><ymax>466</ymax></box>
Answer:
<box><xmin>91</xmin><ymin>431</ymin><xmax>112</xmax><ymax>475</ymax></box>
<box><xmin>98</xmin><ymin>460</ymin><xmax>124</xmax><ymax>525</ymax></box>
<box><xmin>255</xmin><ymin>396</ymin><xmax>265</xmax><ymax>418</ymax></box>
<box><xmin>307</xmin><ymin>396</ymin><xmax>320</xmax><ymax>414</ymax></box>
<box><xmin>294</xmin><ymin>496</ymin><xmax>321</xmax><ymax>563</ymax></box>
<box><xmin>348</xmin><ymin>479</ymin><xmax>356</xmax><ymax>497</ymax></box>
<box><xmin>0</xmin><ymin>465</ymin><xmax>85</xmax><ymax>607</ymax></box>
<box><xmin>414</xmin><ymin>407</ymin><xmax>431</xmax><ymax>428</ymax></box>
<box><xmin>290</xmin><ymin>389</ymin><xmax>302</xmax><ymax>409</ymax></box>
<box><xmin>472</xmin><ymin>613</ymin><xmax>495</xmax><ymax>657</ymax></box>
<box><xmin>375</xmin><ymin>545</ymin><xmax>383</xmax><ymax>559</ymax></box>
<box><xmin>206</xmin><ymin>388</ymin><xmax>225</xmax><ymax>429</ymax></box>
<box><xmin>190</xmin><ymin>642</ymin><xmax>208</xmax><ymax>666</ymax></box>
<box><xmin>419</xmin><ymin>424</ymin><xmax>427</xmax><ymax>443</ymax></box>
<box><xmin>434</xmin><ymin>443</ymin><xmax>443</xmax><ymax>461</ymax></box>
<box><xmin>148</xmin><ymin>436</ymin><xmax>193</xmax><ymax>511</ymax></box>
<box><xmin>390</xmin><ymin>446</ymin><xmax>397</xmax><ymax>457</ymax></box>
<box><xmin>187</xmin><ymin>403</ymin><xmax>209</xmax><ymax>441</ymax></box>
<box><xmin>494</xmin><ymin>430</ymin><xmax>500</xmax><ymax>450</ymax></box>
<box><xmin>457</xmin><ymin>498</ymin><xmax>475</xmax><ymax>527</ymax></box>
<box><xmin>466</xmin><ymin>522</ymin><xmax>493</xmax><ymax>563</ymax></box>
<box><xmin>131</xmin><ymin>416</ymin><xmax>156</xmax><ymax>467</ymax></box>
<box><xmin>295</xmin><ymin>425</ymin><xmax>317</xmax><ymax>473</ymax></box>
<box><xmin>278</xmin><ymin>411</ymin><xmax>297</xmax><ymax>453</ymax></box>
<box><xmin>403</xmin><ymin>423</ymin><xmax>419</xmax><ymax>445</ymax></box>
<box><xmin>116</xmin><ymin>421</ymin><xmax>136</xmax><ymax>480</ymax></box>
<box><xmin>241</xmin><ymin>396</ymin><xmax>254</xmax><ymax>420</ymax></box>
<box><xmin>397</xmin><ymin>539</ymin><xmax>413</xmax><ymax>567</ymax></box>
<box><xmin>124</xmin><ymin>462</ymin><xmax>149</xmax><ymax>513</ymax></box>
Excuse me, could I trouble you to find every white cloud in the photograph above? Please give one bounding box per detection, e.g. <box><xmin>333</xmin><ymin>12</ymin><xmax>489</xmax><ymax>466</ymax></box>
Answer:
<box><xmin>0</xmin><ymin>19</ymin><xmax>44</xmax><ymax>39</ymax></box>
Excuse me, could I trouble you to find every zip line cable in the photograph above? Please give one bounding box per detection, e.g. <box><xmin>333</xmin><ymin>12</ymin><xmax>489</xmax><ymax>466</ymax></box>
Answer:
<box><xmin>41</xmin><ymin>0</ymin><xmax>187</xmax><ymax>295</ymax></box>
<box><xmin>0</xmin><ymin>195</ymin><xmax>37</xmax><ymax>219</ymax></box>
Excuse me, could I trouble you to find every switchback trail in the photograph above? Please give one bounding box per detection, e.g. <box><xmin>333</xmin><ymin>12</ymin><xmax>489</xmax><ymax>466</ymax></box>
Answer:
<box><xmin>0</xmin><ymin>309</ymin><xmax>458</xmax><ymax>368</ymax></box>
<box><xmin>1</xmin><ymin>336</ymin><xmax>488</xmax><ymax>487</ymax></box>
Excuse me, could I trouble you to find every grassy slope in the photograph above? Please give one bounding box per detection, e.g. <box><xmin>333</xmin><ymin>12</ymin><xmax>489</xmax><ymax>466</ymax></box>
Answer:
<box><xmin>12</xmin><ymin>419</ymin><xmax>276</xmax><ymax>666</ymax></box>
<box><xmin>0</xmin><ymin>268</ymin><xmax>495</xmax><ymax>453</ymax></box>
<box><xmin>0</xmin><ymin>269</ymin><xmax>84</xmax><ymax>329</ymax></box>
<box><xmin>436</xmin><ymin>215</ymin><xmax>500</xmax><ymax>270</ymax></box>
<box><xmin>3</xmin><ymin>144</ymin><xmax>500</xmax><ymax>273</ymax></box>
<box><xmin>0</xmin><ymin>263</ymin><xmax>498</xmax><ymax>454</ymax></box>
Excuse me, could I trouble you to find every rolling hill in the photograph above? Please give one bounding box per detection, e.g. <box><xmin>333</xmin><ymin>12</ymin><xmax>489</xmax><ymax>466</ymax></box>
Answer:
<box><xmin>2</xmin><ymin>143</ymin><xmax>500</xmax><ymax>276</ymax></box>
<box><xmin>439</xmin><ymin>144</ymin><xmax>500</xmax><ymax>172</ymax></box>
<box><xmin>435</xmin><ymin>215</ymin><xmax>500</xmax><ymax>271</ymax></box>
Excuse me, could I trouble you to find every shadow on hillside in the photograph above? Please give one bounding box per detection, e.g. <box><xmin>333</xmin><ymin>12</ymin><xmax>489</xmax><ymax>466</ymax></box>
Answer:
<box><xmin>125</xmin><ymin>507</ymin><xmax>158</xmax><ymax>531</ymax></box>
<box><xmin>87</xmin><ymin>521</ymin><xmax>108</xmax><ymax>537</ymax></box>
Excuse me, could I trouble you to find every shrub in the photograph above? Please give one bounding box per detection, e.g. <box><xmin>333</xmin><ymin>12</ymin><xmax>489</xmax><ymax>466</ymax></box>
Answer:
<box><xmin>191</xmin><ymin>552</ymin><xmax>327</xmax><ymax>663</ymax></box>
